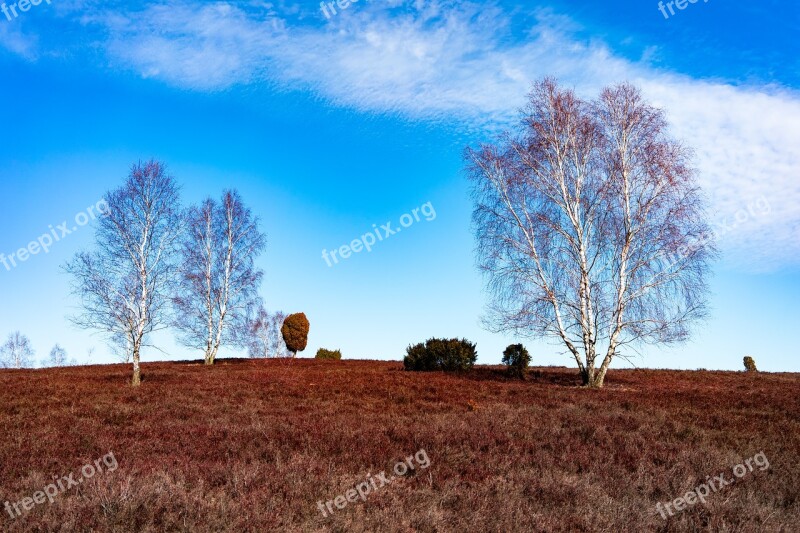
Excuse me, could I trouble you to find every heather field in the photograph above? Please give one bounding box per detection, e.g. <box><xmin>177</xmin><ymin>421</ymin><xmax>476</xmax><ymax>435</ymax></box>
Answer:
<box><xmin>1</xmin><ymin>359</ymin><xmax>798</xmax><ymax>532</ymax></box>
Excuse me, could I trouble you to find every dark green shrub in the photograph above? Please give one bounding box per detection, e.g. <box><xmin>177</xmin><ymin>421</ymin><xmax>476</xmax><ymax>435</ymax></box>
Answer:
<box><xmin>316</xmin><ymin>348</ymin><xmax>342</xmax><ymax>360</ymax></box>
<box><xmin>404</xmin><ymin>338</ymin><xmax>477</xmax><ymax>372</ymax></box>
<box><xmin>502</xmin><ymin>344</ymin><xmax>530</xmax><ymax>379</ymax></box>
<box><xmin>743</xmin><ymin>356</ymin><xmax>758</xmax><ymax>372</ymax></box>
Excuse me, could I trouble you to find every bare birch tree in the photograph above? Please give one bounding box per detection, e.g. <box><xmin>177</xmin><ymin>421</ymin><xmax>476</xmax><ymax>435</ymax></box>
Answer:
<box><xmin>65</xmin><ymin>160</ymin><xmax>183</xmax><ymax>386</ymax></box>
<box><xmin>247</xmin><ymin>306</ymin><xmax>289</xmax><ymax>359</ymax></box>
<box><xmin>0</xmin><ymin>332</ymin><xmax>35</xmax><ymax>369</ymax></box>
<box><xmin>173</xmin><ymin>190</ymin><xmax>266</xmax><ymax>365</ymax></box>
<box><xmin>44</xmin><ymin>344</ymin><xmax>68</xmax><ymax>367</ymax></box>
<box><xmin>467</xmin><ymin>79</ymin><xmax>715</xmax><ymax>388</ymax></box>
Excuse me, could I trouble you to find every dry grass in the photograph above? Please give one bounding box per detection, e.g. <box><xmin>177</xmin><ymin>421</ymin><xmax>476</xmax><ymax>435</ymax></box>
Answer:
<box><xmin>0</xmin><ymin>359</ymin><xmax>798</xmax><ymax>532</ymax></box>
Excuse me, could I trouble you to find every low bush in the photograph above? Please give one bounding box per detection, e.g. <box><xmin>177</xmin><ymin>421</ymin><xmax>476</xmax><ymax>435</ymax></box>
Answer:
<box><xmin>404</xmin><ymin>338</ymin><xmax>477</xmax><ymax>372</ymax></box>
<box><xmin>502</xmin><ymin>344</ymin><xmax>530</xmax><ymax>379</ymax></box>
<box><xmin>743</xmin><ymin>356</ymin><xmax>758</xmax><ymax>372</ymax></box>
<box><xmin>316</xmin><ymin>348</ymin><xmax>342</xmax><ymax>361</ymax></box>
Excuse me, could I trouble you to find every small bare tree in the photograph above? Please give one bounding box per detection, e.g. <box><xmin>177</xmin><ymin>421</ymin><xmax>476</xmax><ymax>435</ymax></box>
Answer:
<box><xmin>65</xmin><ymin>160</ymin><xmax>183</xmax><ymax>386</ymax></box>
<box><xmin>247</xmin><ymin>306</ymin><xmax>289</xmax><ymax>359</ymax></box>
<box><xmin>109</xmin><ymin>332</ymin><xmax>132</xmax><ymax>363</ymax></box>
<box><xmin>42</xmin><ymin>345</ymin><xmax>78</xmax><ymax>368</ymax></box>
<box><xmin>467</xmin><ymin>79</ymin><xmax>715</xmax><ymax>388</ymax></box>
<box><xmin>173</xmin><ymin>190</ymin><xmax>266</xmax><ymax>365</ymax></box>
<box><xmin>0</xmin><ymin>332</ymin><xmax>35</xmax><ymax>369</ymax></box>
<box><xmin>46</xmin><ymin>344</ymin><xmax>68</xmax><ymax>367</ymax></box>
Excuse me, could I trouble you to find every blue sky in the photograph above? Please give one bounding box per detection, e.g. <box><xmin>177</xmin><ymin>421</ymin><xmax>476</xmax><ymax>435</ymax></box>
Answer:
<box><xmin>0</xmin><ymin>0</ymin><xmax>798</xmax><ymax>371</ymax></box>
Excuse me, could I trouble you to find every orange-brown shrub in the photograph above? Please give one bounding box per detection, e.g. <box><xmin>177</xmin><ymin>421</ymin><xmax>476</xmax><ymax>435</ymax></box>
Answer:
<box><xmin>281</xmin><ymin>313</ymin><xmax>309</xmax><ymax>356</ymax></box>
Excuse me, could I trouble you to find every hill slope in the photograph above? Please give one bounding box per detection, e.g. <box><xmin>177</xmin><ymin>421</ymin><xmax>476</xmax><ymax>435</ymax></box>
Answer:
<box><xmin>1</xmin><ymin>360</ymin><xmax>798</xmax><ymax>532</ymax></box>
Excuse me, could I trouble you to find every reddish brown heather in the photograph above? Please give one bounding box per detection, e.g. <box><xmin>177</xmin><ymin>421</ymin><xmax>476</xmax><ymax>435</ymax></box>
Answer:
<box><xmin>0</xmin><ymin>360</ymin><xmax>798</xmax><ymax>532</ymax></box>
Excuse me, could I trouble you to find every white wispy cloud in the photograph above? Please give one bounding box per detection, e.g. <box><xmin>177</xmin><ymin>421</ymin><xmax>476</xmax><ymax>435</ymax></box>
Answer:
<box><xmin>6</xmin><ymin>0</ymin><xmax>800</xmax><ymax>269</ymax></box>
<box><xmin>91</xmin><ymin>3</ymin><xmax>287</xmax><ymax>89</ymax></box>
<box><xmin>0</xmin><ymin>23</ymin><xmax>39</xmax><ymax>60</ymax></box>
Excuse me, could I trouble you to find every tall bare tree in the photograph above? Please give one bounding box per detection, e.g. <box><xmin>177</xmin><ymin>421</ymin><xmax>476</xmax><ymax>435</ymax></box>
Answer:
<box><xmin>0</xmin><ymin>332</ymin><xmax>35</xmax><ymax>369</ymax></box>
<box><xmin>467</xmin><ymin>79</ymin><xmax>715</xmax><ymax>388</ymax></box>
<box><xmin>173</xmin><ymin>190</ymin><xmax>266</xmax><ymax>365</ymax></box>
<box><xmin>65</xmin><ymin>160</ymin><xmax>183</xmax><ymax>386</ymax></box>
